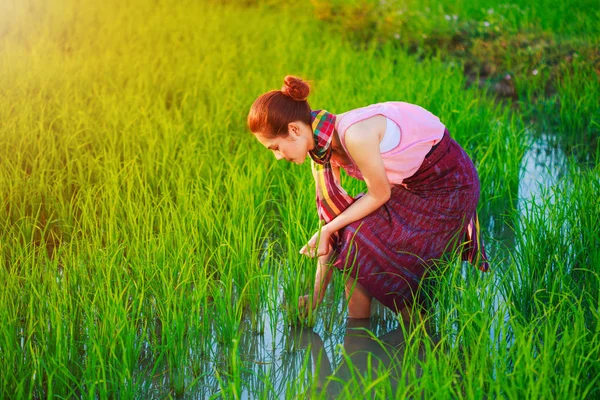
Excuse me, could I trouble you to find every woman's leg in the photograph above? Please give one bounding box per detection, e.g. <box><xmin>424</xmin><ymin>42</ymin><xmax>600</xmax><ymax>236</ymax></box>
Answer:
<box><xmin>345</xmin><ymin>276</ymin><xmax>373</xmax><ymax>319</ymax></box>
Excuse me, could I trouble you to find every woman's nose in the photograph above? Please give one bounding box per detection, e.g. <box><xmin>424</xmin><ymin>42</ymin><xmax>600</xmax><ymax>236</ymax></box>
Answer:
<box><xmin>274</xmin><ymin>151</ymin><xmax>284</xmax><ymax>161</ymax></box>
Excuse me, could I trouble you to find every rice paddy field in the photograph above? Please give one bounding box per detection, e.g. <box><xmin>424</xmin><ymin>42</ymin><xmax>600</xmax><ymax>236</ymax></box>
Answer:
<box><xmin>0</xmin><ymin>0</ymin><xmax>599</xmax><ymax>398</ymax></box>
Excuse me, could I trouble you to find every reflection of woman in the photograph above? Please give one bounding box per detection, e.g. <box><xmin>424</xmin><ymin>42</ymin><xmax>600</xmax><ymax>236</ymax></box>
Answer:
<box><xmin>290</xmin><ymin>319</ymin><xmax>429</xmax><ymax>396</ymax></box>
<box><xmin>247</xmin><ymin>76</ymin><xmax>488</xmax><ymax>319</ymax></box>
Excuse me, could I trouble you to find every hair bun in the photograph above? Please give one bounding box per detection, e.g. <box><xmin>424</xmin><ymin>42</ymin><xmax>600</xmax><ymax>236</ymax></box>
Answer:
<box><xmin>281</xmin><ymin>75</ymin><xmax>310</xmax><ymax>102</ymax></box>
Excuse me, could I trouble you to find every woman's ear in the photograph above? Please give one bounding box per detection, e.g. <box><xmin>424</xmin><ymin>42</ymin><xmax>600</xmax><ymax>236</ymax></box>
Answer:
<box><xmin>288</xmin><ymin>122</ymin><xmax>300</xmax><ymax>136</ymax></box>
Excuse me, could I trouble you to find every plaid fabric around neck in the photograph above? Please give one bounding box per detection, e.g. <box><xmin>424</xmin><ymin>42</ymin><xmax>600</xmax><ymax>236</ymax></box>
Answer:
<box><xmin>309</xmin><ymin>110</ymin><xmax>355</xmax><ymax>223</ymax></box>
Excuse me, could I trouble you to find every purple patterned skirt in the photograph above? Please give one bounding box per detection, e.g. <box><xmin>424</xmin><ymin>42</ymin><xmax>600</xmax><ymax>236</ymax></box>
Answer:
<box><xmin>332</xmin><ymin>130</ymin><xmax>483</xmax><ymax>312</ymax></box>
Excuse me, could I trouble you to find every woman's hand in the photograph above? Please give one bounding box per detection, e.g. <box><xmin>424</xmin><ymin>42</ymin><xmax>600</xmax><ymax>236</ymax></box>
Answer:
<box><xmin>298</xmin><ymin>294</ymin><xmax>318</xmax><ymax>317</ymax></box>
<box><xmin>300</xmin><ymin>226</ymin><xmax>332</xmax><ymax>258</ymax></box>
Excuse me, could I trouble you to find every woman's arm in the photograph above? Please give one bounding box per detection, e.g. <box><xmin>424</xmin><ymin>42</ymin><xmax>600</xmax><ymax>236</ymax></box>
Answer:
<box><xmin>326</xmin><ymin>127</ymin><xmax>390</xmax><ymax>221</ymax></box>
<box><xmin>313</xmin><ymin>253</ymin><xmax>334</xmax><ymax>303</ymax></box>
<box><xmin>298</xmin><ymin>250</ymin><xmax>334</xmax><ymax>314</ymax></box>
<box><xmin>302</xmin><ymin>120</ymin><xmax>391</xmax><ymax>257</ymax></box>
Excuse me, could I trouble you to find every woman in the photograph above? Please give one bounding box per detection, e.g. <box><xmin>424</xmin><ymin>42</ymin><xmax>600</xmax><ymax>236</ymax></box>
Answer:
<box><xmin>247</xmin><ymin>76</ymin><xmax>488</xmax><ymax>319</ymax></box>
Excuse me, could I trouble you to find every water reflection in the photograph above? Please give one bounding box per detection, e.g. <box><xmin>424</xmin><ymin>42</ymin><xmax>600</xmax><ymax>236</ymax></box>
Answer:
<box><xmin>288</xmin><ymin>315</ymin><xmax>430</xmax><ymax>398</ymax></box>
<box><xmin>202</xmin><ymin>301</ymin><xmax>430</xmax><ymax>399</ymax></box>
<box><xmin>517</xmin><ymin>132</ymin><xmax>568</xmax><ymax>210</ymax></box>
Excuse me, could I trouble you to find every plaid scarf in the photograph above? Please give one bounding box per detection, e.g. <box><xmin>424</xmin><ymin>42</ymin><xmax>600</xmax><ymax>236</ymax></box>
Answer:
<box><xmin>309</xmin><ymin>110</ymin><xmax>355</xmax><ymax>223</ymax></box>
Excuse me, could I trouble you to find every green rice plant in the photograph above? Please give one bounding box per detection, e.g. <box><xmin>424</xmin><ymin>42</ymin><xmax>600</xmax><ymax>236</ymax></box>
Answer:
<box><xmin>264</xmin><ymin>276</ymin><xmax>282</xmax><ymax>351</ymax></box>
<box><xmin>553</xmin><ymin>60</ymin><xmax>600</xmax><ymax>156</ymax></box>
<box><xmin>497</xmin><ymin>292</ymin><xmax>600</xmax><ymax>398</ymax></box>
<box><xmin>210</xmin><ymin>279</ymin><xmax>244</xmax><ymax>353</ymax></box>
<box><xmin>504</xmin><ymin>161</ymin><xmax>599</xmax><ymax>324</ymax></box>
<box><xmin>415</xmin><ymin>263</ymin><xmax>497</xmax><ymax>398</ymax></box>
<box><xmin>474</xmin><ymin>117</ymin><xmax>529</xmax><ymax>208</ymax></box>
<box><xmin>562</xmin><ymin>163</ymin><xmax>600</xmax><ymax>331</ymax></box>
<box><xmin>517</xmin><ymin>52</ymin><xmax>599</xmax><ymax>164</ymax></box>
<box><xmin>150</xmin><ymin>257</ymin><xmax>209</xmax><ymax>397</ymax></box>
<box><xmin>271</xmin><ymin>169</ymin><xmax>319</xmax><ymax>327</ymax></box>
<box><xmin>214</xmin><ymin>338</ymin><xmax>242</xmax><ymax>400</ymax></box>
<box><xmin>57</xmin><ymin>249</ymin><xmax>140</xmax><ymax>399</ymax></box>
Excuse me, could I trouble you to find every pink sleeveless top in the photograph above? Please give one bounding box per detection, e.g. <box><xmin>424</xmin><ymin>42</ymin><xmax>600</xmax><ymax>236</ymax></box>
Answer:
<box><xmin>333</xmin><ymin>102</ymin><xmax>446</xmax><ymax>184</ymax></box>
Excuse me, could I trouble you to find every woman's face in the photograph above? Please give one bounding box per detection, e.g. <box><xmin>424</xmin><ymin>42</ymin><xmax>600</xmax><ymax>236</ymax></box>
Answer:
<box><xmin>255</xmin><ymin>121</ymin><xmax>314</xmax><ymax>165</ymax></box>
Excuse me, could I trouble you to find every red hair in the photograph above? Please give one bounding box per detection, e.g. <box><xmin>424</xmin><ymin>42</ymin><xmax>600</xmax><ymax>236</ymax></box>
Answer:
<box><xmin>247</xmin><ymin>75</ymin><xmax>312</xmax><ymax>138</ymax></box>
